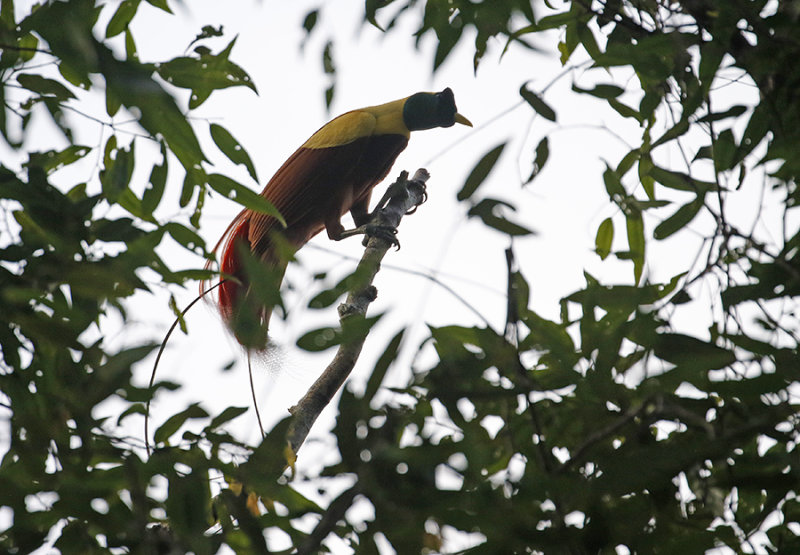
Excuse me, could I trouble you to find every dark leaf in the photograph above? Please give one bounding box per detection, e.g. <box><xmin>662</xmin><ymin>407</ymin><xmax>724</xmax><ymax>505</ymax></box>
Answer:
<box><xmin>157</xmin><ymin>37</ymin><xmax>257</xmax><ymax>109</ymax></box>
<box><xmin>210</xmin><ymin>123</ymin><xmax>258</xmax><ymax>182</ymax></box>
<box><xmin>364</xmin><ymin>328</ymin><xmax>405</xmax><ymax>402</ymax></box>
<box><xmin>520</xmin><ymin>85</ymin><xmax>557</xmax><ymax>122</ymax></box>
<box><xmin>457</xmin><ymin>142</ymin><xmax>506</xmax><ymax>201</ymax></box>
<box><xmin>468</xmin><ymin>198</ymin><xmax>534</xmax><ymax>236</ymax></box>
<box><xmin>207</xmin><ymin>173</ymin><xmax>285</xmax><ymax>226</ymax></box>
<box><xmin>208</xmin><ymin>406</ymin><xmax>249</xmax><ymax>430</ymax></box>
<box><xmin>696</xmin><ymin>105</ymin><xmax>747</xmax><ymax>124</ymax></box>
<box><xmin>154</xmin><ymin>403</ymin><xmax>209</xmax><ymax>445</ymax></box>
<box><xmin>525</xmin><ymin>136</ymin><xmax>549</xmax><ymax>184</ymax></box>
<box><xmin>625</xmin><ymin>211</ymin><xmax>644</xmax><ymax>283</ymax></box>
<box><xmin>105</xmin><ymin>0</ymin><xmax>141</xmax><ymax>38</ymax></box>
<box><xmin>652</xmin><ymin>118</ymin><xmax>690</xmax><ymax>148</ymax></box>
<box><xmin>572</xmin><ymin>82</ymin><xmax>625</xmax><ymax>99</ymax></box>
<box><xmin>654</xmin><ymin>194</ymin><xmax>705</xmax><ymax>240</ymax></box>
<box><xmin>16</xmin><ymin>73</ymin><xmax>76</xmax><ymax>100</ymax></box>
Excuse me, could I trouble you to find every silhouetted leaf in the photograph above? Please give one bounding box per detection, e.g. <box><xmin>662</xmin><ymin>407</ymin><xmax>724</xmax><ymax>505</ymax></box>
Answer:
<box><xmin>654</xmin><ymin>194</ymin><xmax>705</xmax><ymax>239</ymax></box>
<box><xmin>210</xmin><ymin>123</ymin><xmax>259</xmax><ymax>182</ymax></box>
<box><xmin>157</xmin><ymin>37</ymin><xmax>256</xmax><ymax>109</ymax></box>
<box><xmin>154</xmin><ymin>404</ymin><xmax>209</xmax><ymax>444</ymax></box>
<box><xmin>16</xmin><ymin>73</ymin><xmax>76</xmax><ymax>100</ymax></box>
<box><xmin>468</xmin><ymin>198</ymin><xmax>534</xmax><ymax>236</ymax></box>
<box><xmin>207</xmin><ymin>173</ymin><xmax>285</xmax><ymax>226</ymax></box>
<box><xmin>457</xmin><ymin>142</ymin><xmax>506</xmax><ymax>201</ymax></box>
<box><xmin>525</xmin><ymin>136</ymin><xmax>549</xmax><ymax>184</ymax></box>
<box><xmin>520</xmin><ymin>85</ymin><xmax>557</xmax><ymax>122</ymax></box>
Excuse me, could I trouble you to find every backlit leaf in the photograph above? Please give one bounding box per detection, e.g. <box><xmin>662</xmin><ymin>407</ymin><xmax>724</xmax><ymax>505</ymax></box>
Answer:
<box><xmin>457</xmin><ymin>142</ymin><xmax>506</xmax><ymax>201</ymax></box>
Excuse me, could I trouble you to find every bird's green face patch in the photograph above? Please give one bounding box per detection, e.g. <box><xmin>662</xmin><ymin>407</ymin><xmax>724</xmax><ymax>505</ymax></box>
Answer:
<box><xmin>403</xmin><ymin>88</ymin><xmax>463</xmax><ymax>131</ymax></box>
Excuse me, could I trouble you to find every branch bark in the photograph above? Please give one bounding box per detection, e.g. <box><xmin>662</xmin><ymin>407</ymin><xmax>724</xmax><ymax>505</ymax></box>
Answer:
<box><xmin>286</xmin><ymin>169</ymin><xmax>431</xmax><ymax>454</ymax></box>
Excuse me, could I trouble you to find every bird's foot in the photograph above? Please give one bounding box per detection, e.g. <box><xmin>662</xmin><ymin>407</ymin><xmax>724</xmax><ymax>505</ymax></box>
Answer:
<box><xmin>404</xmin><ymin>182</ymin><xmax>427</xmax><ymax>215</ymax></box>
<box><xmin>365</xmin><ymin>224</ymin><xmax>400</xmax><ymax>249</ymax></box>
<box><xmin>339</xmin><ymin>223</ymin><xmax>400</xmax><ymax>249</ymax></box>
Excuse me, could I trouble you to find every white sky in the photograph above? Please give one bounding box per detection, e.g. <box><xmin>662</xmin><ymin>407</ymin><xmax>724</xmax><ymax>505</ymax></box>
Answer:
<box><xmin>3</xmin><ymin>1</ymin><xmax>792</xmax><ymax>552</ymax></box>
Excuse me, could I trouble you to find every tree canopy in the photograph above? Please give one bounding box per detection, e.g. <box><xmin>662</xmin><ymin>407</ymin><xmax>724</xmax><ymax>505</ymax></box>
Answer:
<box><xmin>1</xmin><ymin>0</ymin><xmax>799</xmax><ymax>553</ymax></box>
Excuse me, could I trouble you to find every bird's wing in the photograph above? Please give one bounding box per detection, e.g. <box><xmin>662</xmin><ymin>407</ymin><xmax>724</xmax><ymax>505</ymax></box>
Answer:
<box><xmin>247</xmin><ymin>110</ymin><xmax>378</xmax><ymax>250</ymax></box>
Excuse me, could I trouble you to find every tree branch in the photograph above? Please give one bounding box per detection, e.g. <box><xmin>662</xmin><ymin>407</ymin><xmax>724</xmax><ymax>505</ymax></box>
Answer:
<box><xmin>286</xmin><ymin>169</ymin><xmax>431</xmax><ymax>454</ymax></box>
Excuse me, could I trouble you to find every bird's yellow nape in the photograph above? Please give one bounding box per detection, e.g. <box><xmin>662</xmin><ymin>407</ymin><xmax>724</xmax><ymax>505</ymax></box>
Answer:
<box><xmin>455</xmin><ymin>112</ymin><xmax>473</xmax><ymax>127</ymax></box>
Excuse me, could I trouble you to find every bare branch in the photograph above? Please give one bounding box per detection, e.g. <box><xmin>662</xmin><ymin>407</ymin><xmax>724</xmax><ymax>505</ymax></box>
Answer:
<box><xmin>286</xmin><ymin>169</ymin><xmax>431</xmax><ymax>454</ymax></box>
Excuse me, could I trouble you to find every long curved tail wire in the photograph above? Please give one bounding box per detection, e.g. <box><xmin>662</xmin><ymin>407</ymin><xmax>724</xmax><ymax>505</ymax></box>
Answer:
<box><xmin>247</xmin><ymin>351</ymin><xmax>266</xmax><ymax>440</ymax></box>
<box><xmin>145</xmin><ymin>280</ymin><xmax>224</xmax><ymax>456</ymax></box>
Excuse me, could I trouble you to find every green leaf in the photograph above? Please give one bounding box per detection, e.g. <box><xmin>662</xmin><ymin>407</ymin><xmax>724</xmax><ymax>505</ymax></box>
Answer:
<box><xmin>693</xmin><ymin>145</ymin><xmax>713</xmax><ymax>162</ymax></box>
<box><xmin>141</xmin><ymin>152</ymin><xmax>167</xmax><ymax>217</ymax></box>
<box><xmin>364</xmin><ymin>328</ymin><xmax>405</xmax><ymax>402</ymax></box>
<box><xmin>696</xmin><ymin>105</ymin><xmax>747</xmax><ymax>124</ymax></box>
<box><xmin>207</xmin><ymin>173</ymin><xmax>285</xmax><ymax>226</ymax></box>
<box><xmin>144</xmin><ymin>0</ymin><xmax>172</xmax><ymax>12</ymax></box>
<box><xmin>572</xmin><ymin>83</ymin><xmax>625</xmax><ymax>99</ymax></box>
<box><xmin>576</xmin><ymin>22</ymin><xmax>601</xmax><ymax>60</ymax></box>
<box><xmin>296</xmin><ymin>315</ymin><xmax>381</xmax><ymax>352</ymax></box>
<box><xmin>649</xmin><ymin>165</ymin><xmax>717</xmax><ymax>192</ymax></box>
<box><xmin>208</xmin><ymin>406</ymin><xmax>248</xmax><ymax>430</ymax></box>
<box><xmin>608</xmin><ymin>98</ymin><xmax>643</xmax><ymax>122</ymax></box>
<box><xmin>100</xmin><ymin>141</ymin><xmax>135</xmax><ymax>203</ymax></box>
<box><xmin>738</xmin><ymin>103</ymin><xmax>770</xmax><ymax>160</ymax></box>
<box><xmin>302</xmin><ymin>9</ymin><xmax>319</xmax><ymax>34</ymax></box>
<box><xmin>166</xmin><ymin>468</ymin><xmax>212</xmax><ymax>541</ymax></box>
<box><xmin>164</xmin><ymin>222</ymin><xmax>206</xmax><ymax>255</ymax></box>
<box><xmin>617</xmin><ymin>148</ymin><xmax>640</xmax><ymax>177</ymax></box>
<box><xmin>457</xmin><ymin>142</ymin><xmax>506</xmax><ymax>201</ymax></box>
<box><xmin>153</xmin><ymin>403</ymin><xmax>208</xmax><ymax>444</ymax></box>
<box><xmin>653</xmin><ymin>194</ymin><xmax>705</xmax><ymax>240</ymax></box>
<box><xmin>297</xmin><ymin>326</ymin><xmax>340</xmax><ymax>352</ymax></box>
<box><xmin>713</xmin><ymin>128</ymin><xmax>737</xmax><ymax>173</ymax></box>
<box><xmin>603</xmin><ymin>165</ymin><xmax>626</xmax><ymax>199</ymax></box>
<box><xmin>364</xmin><ymin>0</ymin><xmax>385</xmax><ymax>30</ymax></box>
<box><xmin>26</xmin><ymin>145</ymin><xmax>90</xmax><ymax>175</ymax></box>
<box><xmin>156</xmin><ymin>36</ymin><xmax>257</xmax><ymax>109</ymax></box>
<box><xmin>210</xmin><ymin>123</ymin><xmax>258</xmax><ymax>182</ymax></box>
<box><xmin>535</xmin><ymin>11</ymin><xmax>579</xmax><ymax>31</ymax></box>
<box><xmin>97</xmin><ymin>49</ymin><xmax>206</xmax><ymax>170</ymax></box>
<box><xmin>433</xmin><ymin>23</ymin><xmax>462</xmax><ymax>71</ymax></box>
<box><xmin>520</xmin><ymin>85</ymin><xmax>557</xmax><ymax>122</ymax></box>
<box><xmin>468</xmin><ymin>198</ymin><xmax>534</xmax><ymax>236</ymax></box>
<box><xmin>595</xmin><ymin>217</ymin><xmax>614</xmax><ymax>259</ymax></box>
<box><xmin>525</xmin><ymin>136</ymin><xmax>549</xmax><ymax>184</ymax></box>
<box><xmin>626</xmin><ymin>211</ymin><xmax>645</xmax><ymax>283</ymax></box>
<box><xmin>652</xmin><ymin>118</ymin><xmax>690</xmax><ymax>148</ymax></box>
<box><xmin>16</xmin><ymin>73</ymin><xmax>76</xmax><ymax>101</ymax></box>
<box><xmin>322</xmin><ymin>40</ymin><xmax>335</xmax><ymax>74</ymax></box>
<box><xmin>653</xmin><ymin>333</ymin><xmax>736</xmax><ymax>370</ymax></box>
<box><xmin>105</xmin><ymin>0</ymin><xmax>141</xmax><ymax>38</ymax></box>
<box><xmin>560</xmin><ymin>21</ymin><xmax>580</xmax><ymax>65</ymax></box>
<box><xmin>124</xmin><ymin>28</ymin><xmax>138</xmax><ymax>59</ymax></box>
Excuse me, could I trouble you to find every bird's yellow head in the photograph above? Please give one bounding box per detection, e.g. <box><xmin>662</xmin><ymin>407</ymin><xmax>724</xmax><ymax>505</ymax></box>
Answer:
<box><xmin>403</xmin><ymin>88</ymin><xmax>472</xmax><ymax>131</ymax></box>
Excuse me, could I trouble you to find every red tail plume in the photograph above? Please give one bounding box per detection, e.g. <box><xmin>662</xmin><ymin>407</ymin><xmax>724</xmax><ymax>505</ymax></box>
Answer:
<box><xmin>204</xmin><ymin>211</ymin><xmax>250</xmax><ymax>324</ymax></box>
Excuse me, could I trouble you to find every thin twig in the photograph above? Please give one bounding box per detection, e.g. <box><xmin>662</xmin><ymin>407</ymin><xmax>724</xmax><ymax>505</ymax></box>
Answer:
<box><xmin>247</xmin><ymin>352</ymin><xmax>266</xmax><ymax>440</ymax></box>
<box><xmin>145</xmin><ymin>281</ymin><xmax>223</xmax><ymax>456</ymax></box>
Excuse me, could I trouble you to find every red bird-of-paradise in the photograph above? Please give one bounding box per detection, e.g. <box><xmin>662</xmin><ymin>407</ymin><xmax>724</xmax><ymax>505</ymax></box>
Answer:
<box><xmin>204</xmin><ymin>88</ymin><xmax>471</xmax><ymax>349</ymax></box>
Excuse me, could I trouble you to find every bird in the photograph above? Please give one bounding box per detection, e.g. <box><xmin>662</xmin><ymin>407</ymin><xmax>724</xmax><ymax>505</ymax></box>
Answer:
<box><xmin>204</xmin><ymin>87</ymin><xmax>471</xmax><ymax>349</ymax></box>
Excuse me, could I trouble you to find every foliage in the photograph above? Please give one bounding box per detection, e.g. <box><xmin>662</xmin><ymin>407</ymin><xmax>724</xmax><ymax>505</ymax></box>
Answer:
<box><xmin>0</xmin><ymin>0</ymin><xmax>290</xmax><ymax>552</ymax></box>
<box><xmin>0</xmin><ymin>0</ymin><xmax>798</xmax><ymax>553</ymax></box>
<box><xmin>320</xmin><ymin>0</ymin><xmax>800</xmax><ymax>552</ymax></box>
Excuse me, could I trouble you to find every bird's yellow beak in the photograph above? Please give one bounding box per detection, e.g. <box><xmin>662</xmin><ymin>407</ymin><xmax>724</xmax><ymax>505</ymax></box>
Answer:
<box><xmin>455</xmin><ymin>113</ymin><xmax>473</xmax><ymax>127</ymax></box>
